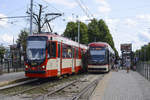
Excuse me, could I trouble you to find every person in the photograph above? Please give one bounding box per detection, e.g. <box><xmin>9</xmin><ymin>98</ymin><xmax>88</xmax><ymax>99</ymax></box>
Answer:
<box><xmin>133</xmin><ymin>57</ymin><xmax>138</xmax><ymax>71</ymax></box>
<box><xmin>126</xmin><ymin>57</ymin><xmax>131</xmax><ymax>73</ymax></box>
<box><xmin>114</xmin><ymin>58</ymin><xmax>118</xmax><ymax>72</ymax></box>
<box><xmin>111</xmin><ymin>57</ymin><xmax>115</xmax><ymax>70</ymax></box>
<box><xmin>118</xmin><ymin>59</ymin><xmax>121</xmax><ymax>70</ymax></box>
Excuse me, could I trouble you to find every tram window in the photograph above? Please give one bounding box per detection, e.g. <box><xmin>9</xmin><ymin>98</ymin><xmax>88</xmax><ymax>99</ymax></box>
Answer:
<box><xmin>62</xmin><ymin>44</ymin><xmax>67</xmax><ymax>58</ymax></box>
<box><xmin>58</xmin><ymin>44</ymin><xmax>60</xmax><ymax>58</ymax></box>
<box><xmin>50</xmin><ymin>42</ymin><xmax>56</xmax><ymax>58</ymax></box>
<box><xmin>47</xmin><ymin>42</ymin><xmax>50</xmax><ymax>58</ymax></box>
<box><xmin>62</xmin><ymin>45</ymin><xmax>72</xmax><ymax>58</ymax></box>
<box><xmin>76</xmin><ymin>48</ymin><xmax>79</xmax><ymax>58</ymax></box>
<box><xmin>67</xmin><ymin>46</ymin><xmax>72</xmax><ymax>58</ymax></box>
<box><xmin>72</xmin><ymin>48</ymin><xmax>75</xmax><ymax>58</ymax></box>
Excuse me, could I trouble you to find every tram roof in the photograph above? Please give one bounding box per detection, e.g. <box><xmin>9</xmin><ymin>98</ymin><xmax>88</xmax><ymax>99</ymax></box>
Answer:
<box><xmin>29</xmin><ymin>33</ymin><xmax>87</xmax><ymax>50</ymax></box>
<box><xmin>88</xmin><ymin>42</ymin><xmax>115</xmax><ymax>54</ymax></box>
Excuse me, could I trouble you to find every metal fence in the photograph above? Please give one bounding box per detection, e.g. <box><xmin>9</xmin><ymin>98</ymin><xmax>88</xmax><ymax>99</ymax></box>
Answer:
<box><xmin>136</xmin><ymin>62</ymin><xmax>150</xmax><ymax>81</ymax></box>
<box><xmin>0</xmin><ymin>60</ymin><xmax>25</xmax><ymax>74</ymax></box>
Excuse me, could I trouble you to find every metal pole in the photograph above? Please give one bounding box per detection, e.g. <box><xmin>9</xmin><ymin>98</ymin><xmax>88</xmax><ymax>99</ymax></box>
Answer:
<box><xmin>30</xmin><ymin>0</ymin><xmax>33</xmax><ymax>35</ymax></box>
<box><xmin>144</xmin><ymin>46</ymin><xmax>146</xmax><ymax>78</ymax></box>
<box><xmin>78</xmin><ymin>20</ymin><xmax>80</xmax><ymax>43</ymax></box>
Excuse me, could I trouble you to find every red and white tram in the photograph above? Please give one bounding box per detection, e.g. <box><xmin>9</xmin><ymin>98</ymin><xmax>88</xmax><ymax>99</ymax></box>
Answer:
<box><xmin>87</xmin><ymin>42</ymin><xmax>115</xmax><ymax>72</ymax></box>
<box><xmin>25</xmin><ymin>33</ymin><xmax>87</xmax><ymax>78</ymax></box>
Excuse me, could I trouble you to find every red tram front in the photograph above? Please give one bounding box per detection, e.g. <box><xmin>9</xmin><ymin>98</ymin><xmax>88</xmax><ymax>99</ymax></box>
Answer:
<box><xmin>25</xmin><ymin>33</ymin><xmax>87</xmax><ymax>78</ymax></box>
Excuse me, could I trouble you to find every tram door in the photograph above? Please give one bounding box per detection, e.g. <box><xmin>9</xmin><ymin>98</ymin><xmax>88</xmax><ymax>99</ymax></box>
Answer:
<box><xmin>57</xmin><ymin>43</ymin><xmax>61</xmax><ymax>75</ymax></box>
<box><xmin>72</xmin><ymin>47</ymin><xmax>75</xmax><ymax>72</ymax></box>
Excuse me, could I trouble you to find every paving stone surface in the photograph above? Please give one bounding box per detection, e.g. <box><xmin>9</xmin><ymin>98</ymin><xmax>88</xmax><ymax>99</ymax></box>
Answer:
<box><xmin>91</xmin><ymin>70</ymin><xmax>150</xmax><ymax>100</ymax></box>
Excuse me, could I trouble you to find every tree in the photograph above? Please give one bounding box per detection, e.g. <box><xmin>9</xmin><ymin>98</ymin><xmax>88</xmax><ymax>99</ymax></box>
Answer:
<box><xmin>16</xmin><ymin>30</ymin><xmax>29</xmax><ymax>53</ymax></box>
<box><xmin>88</xmin><ymin>19</ymin><xmax>118</xmax><ymax>56</ymax></box>
<box><xmin>87</xmin><ymin>18</ymin><xmax>99</xmax><ymax>42</ymax></box>
<box><xmin>78</xmin><ymin>22</ymin><xmax>88</xmax><ymax>44</ymax></box>
<box><xmin>64</xmin><ymin>18</ymin><xmax>118</xmax><ymax>56</ymax></box>
<box><xmin>0</xmin><ymin>45</ymin><xmax>5</xmax><ymax>63</ymax></box>
<box><xmin>98</xmin><ymin>19</ymin><xmax>115</xmax><ymax>48</ymax></box>
<box><xmin>63</xmin><ymin>21</ymin><xmax>88</xmax><ymax>44</ymax></box>
<box><xmin>64</xmin><ymin>22</ymin><xmax>77</xmax><ymax>41</ymax></box>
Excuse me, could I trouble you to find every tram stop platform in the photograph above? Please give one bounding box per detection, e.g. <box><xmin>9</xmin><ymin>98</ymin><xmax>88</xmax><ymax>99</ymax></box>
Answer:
<box><xmin>0</xmin><ymin>72</ymin><xmax>26</xmax><ymax>87</ymax></box>
<box><xmin>90</xmin><ymin>70</ymin><xmax>150</xmax><ymax>100</ymax></box>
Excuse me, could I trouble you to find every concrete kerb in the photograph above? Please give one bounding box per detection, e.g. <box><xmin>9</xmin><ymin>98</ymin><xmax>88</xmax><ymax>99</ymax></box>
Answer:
<box><xmin>0</xmin><ymin>78</ymin><xmax>29</xmax><ymax>87</ymax></box>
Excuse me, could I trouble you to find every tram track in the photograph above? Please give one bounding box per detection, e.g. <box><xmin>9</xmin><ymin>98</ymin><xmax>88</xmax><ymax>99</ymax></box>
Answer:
<box><xmin>9</xmin><ymin>76</ymin><xmax>73</xmax><ymax>96</ymax></box>
<box><xmin>0</xmin><ymin>78</ymin><xmax>51</xmax><ymax>97</ymax></box>
<box><xmin>35</xmin><ymin>74</ymin><xmax>104</xmax><ymax>100</ymax></box>
<box><xmin>0</xmin><ymin>74</ymin><xmax>87</xmax><ymax>100</ymax></box>
<box><xmin>5</xmin><ymin>79</ymin><xmax>49</xmax><ymax>96</ymax></box>
<box><xmin>34</xmin><ymin>79</ymin><xmax>79</xmax><ymax>100</ymax></box>
<box><xmin>70</xmin><ymin>76</ymin><xmax>101</xmax><ymax>100</ymax></box>
<box><xmin>0</xmin><ymin>73</ymin><xmax>104</xmax><ymax>100</ymax></box>
<box><xmin>0</xmin><ymin>78</ymin><xmax>38</xmax><ymax>91</ymax></box>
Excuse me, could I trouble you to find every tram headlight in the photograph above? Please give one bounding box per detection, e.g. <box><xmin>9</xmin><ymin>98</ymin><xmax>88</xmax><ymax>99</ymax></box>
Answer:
<box><xmin>25</xmin><ymin>66</ymin><xmax>28</xmax><ymax>68</ymax></box>
<box><xmin>42</xmin><ymin>66</ymin><xmax>46</xmax><ymax>69</ymax></box>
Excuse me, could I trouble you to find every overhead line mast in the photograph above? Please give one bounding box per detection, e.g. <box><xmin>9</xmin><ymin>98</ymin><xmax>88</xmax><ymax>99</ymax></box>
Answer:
<box><xmin>30</xmin><ymin>0</ymin><xmax>33</xmax><ymax>35</ymax></box>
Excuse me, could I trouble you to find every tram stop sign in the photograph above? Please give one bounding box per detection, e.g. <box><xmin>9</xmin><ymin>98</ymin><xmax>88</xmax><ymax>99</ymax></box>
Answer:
<box><xmin>121</xmin><ymin>44</ymin><xmax>132</xmax><ymax>52</ymax></box>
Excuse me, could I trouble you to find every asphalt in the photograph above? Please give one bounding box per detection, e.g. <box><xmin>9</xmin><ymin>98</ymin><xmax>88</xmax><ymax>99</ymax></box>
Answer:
<box><xmin>90</xmin><ymin>70</ymin><xmax>150</xmax><ymax>100</ymax></box>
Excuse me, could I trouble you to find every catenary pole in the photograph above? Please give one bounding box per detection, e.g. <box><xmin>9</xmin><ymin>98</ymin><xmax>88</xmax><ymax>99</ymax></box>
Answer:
<box><xmin>30</xmin><ymin>0</ymin><xmax>33</xmax><ymax>35</ymax></box>
<box><xmin>78</xmin><ymin>20</ymin><xmax>80</xmax><ymax>43</ymax></box>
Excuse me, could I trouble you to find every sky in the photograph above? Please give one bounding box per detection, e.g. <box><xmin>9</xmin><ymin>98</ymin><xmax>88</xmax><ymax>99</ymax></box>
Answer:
<box><xmin>0</xmin><ymin>0</ymin><xmax>150</xmax><ymax>55</ymax></box>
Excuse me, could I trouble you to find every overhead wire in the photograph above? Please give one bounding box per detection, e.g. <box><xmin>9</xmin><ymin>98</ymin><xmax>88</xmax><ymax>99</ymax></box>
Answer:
<box><xmin>41</xmin><ymin>0</ymin><xmax>63</xmax><ymax>13</ymax></box>
<box><xmin>79</xmin><ymin>0</ymin><xmax>94</xmax><ymax>18</ymax></box>
<box><xmin>0</xmin><ymin>16</ymin><xmax>29</xmax><ymax>20</ymax></box>
<box><xmin>37</xmin><ymin>0</ymin><xmax>65</xmax><ymax>23</ymax></box>
<box><xmin>75</xmin><ymin>0</ymin><xmax>92</xmax><ymax>20</ymax></box>
<box><xmin>2</xmin><ymin>5</ymin><xmax>26</xmax><ymax>16</ymax></box>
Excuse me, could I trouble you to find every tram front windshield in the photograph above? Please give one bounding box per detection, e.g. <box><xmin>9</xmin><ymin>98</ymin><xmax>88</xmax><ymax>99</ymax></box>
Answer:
<box><xmin>26</xmin><ymin>36</ymin><xmax>47</xmax><ymax>60</ymax></box>
<box><xmin>89</xmin><ymin>47</ymin><xmax>106</xmax><ymax>61</ymax></box>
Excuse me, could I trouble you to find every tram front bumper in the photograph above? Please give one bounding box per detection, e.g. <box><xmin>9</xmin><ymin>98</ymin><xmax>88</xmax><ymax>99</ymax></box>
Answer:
<box><xmin>25</xmin><ymin>70</ymin><xmax>46</xmax><ymax>74</ymax></box>
<box><xmin>88</xmin><ymin>65</ymin><xmax>109</xmax><ymax>72</ymax></box>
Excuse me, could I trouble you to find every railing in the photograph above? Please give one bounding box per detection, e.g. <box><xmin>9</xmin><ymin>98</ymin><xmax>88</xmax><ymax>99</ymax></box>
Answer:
<box><xmin>0</xmin><ymin>60</ymin><xmax>24</xmax><ymax>74</ymax></box>
<box><xmin>136</xmin><ymin>62</ymin><xmax>150</xmax><ymax>81</ymax></box>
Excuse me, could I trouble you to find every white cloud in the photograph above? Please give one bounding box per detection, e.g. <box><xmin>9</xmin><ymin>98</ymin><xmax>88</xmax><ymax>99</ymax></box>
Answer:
<box><xmin>124</xmin><ymin>18</ymin><xmax>137</xmax><ymax>27</ymax></box>
<box><xmin>0</xmin><ymin>34</ymin><xmax>13</xmax><ymax>45</ymax></box>
<box><xmin>104</xmin><ymin>18</ymin><xmax>149</xmax><ymax>55</ymax></box>
<box><xmin>95</xmin><ymin>0</ymin><xmax>111</xmax><ymax>14</ymax></box>
<box><xmin>95</xmin><ymin>0</ymin><xmax>109</xmax><ymax>6</ymax></box>
<box><xmin>104</xmin><ymin>18</ymin><xmax>122</xmax><ymax>54</ymax></box>
<box><xmin>43</xmin><ymin>0</ymin><xmax>77</xmax><ymax>8</ymax></box>
<box><xmin>105</xmin><ymin>18</ymin><xmax>120</xmax><ymax>30</ymax></box>
<box><xmin>98</xmin><ymin>6</ymin><xmax>111</xmax><ymax>13</ymax></box>
<box><xmin>0</xmin><ymin>13</ymin><xmax>8</xmax><ymax>27</ymax></box>
<box><xmin>136</xmin><ymin>14</ymin><xmax>150</xmax><ymax>23</ymax></box>
<box><xmin>138</xmin><ymin>30</ymin><xmax>150</xmax><ymax>41</ymax></box>
<box><xmin>66</xmin><ymin>15</ymin><xmax>89</xmax><ymax>22</ymax></box>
